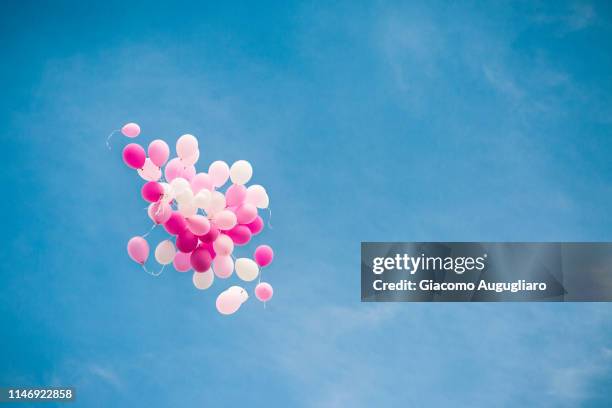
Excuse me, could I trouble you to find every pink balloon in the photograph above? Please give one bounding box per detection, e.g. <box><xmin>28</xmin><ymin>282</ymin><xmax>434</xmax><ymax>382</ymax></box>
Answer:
<box><xmin>191</xmin><ymin>173</ymin><xmax>213</xmax><ymax>194</ymax></box>
<box><xmin>186</xmin><ymin>215</ymin><xmax>210</xmax><ymax>236</ymax></box>
<box><xmin>216</xmin><ymin>291</ymin><xmax>241</xmax><ymax>315</ymax></box>
<box><xmin>173</xmin><ymin>251</ymin><xmax>192</xmax><ymax>272</ymax></box>
<box><xmin>213</xmin><ymin>234</ymin><xmax>234</xmax><ymax>256</ymax></box>
<box><xmin>164</xmin><ymin>158</ymin><xmax>183</xmax><ymax>182</ymax></box>
<box><xmin>148</xmin><ymin>201</ymin><xmax>172</xmax><ymax>224</ymax></box>
<box><xmin>255</xmin><ymin>282</ymin><xmax>274</xmax><ymax>302</ymax></box>
<box><xmin>127</xmin><ymin>236</ymin><xmax>149</xmax><ymax>264</ymax></box>
<box><xmin>163</xmin><ymin>211</ymin><xmax>187</xmax><ymax>235</ymax></box>
<box><xmin>226</xmin><ymin>184</ymin><xmax>247</xmax><ymax>207</ymax></box>
<box><xmin>176</xmin><ymin>230</ymin><xmax>199</xmax><ymax>253</ymax></box>
<box><xmin>208</xmin><ymin>161</ymin><xmax>230</xmax><ymax>187</ymax></box>
<box><xmin>213</xmin><ymin>210</ymin><xmax>237</xmax><ymax>231</ymax></box>
<box><xmin>254</xmin><ymin>245</ymin><xmax>274</xmax><ymax>267</ymax></box>
<box><xmin>213</xmin><ymin>255</ymin><xmax>234</xmax><ymax>278</ymax></box>
<box><xmin>235</xmin><ymin>203</ymin><xmax>258</xmax><ymax>224</ymax></box>
<box><xmin>191</xmin><ymin>247</ymin><xmax>213</xmax><ymax>272</ymax></box>
<box><xmin>122</xmin><ymin>143</ymin><xmax>146</xmax><ymax>169</ymax></box>
<box><xmin>198</xmin><ymin>225</ymin><xmax>219</xmax><ymax>243</ymax></box>
<box><xmin>227</xmin><ymin>225</ymin><xmax>251</xmax><ymax>246</ymax></box>
<box><xmin>141</xmin><ymin>181</ymin><xmax>164</xmax><ymax>203</ymax></box>
<box><xmin>148</xmin><ymin>139</ymin><xmax>170</xmax><ymax>167</ymax></box>
<box><xmin>246</xmin><ymin>216</ymin><xmax>264</xmax><ymax>235</ymax></box>
<box><xmin>121</xmin><ymin>122</ymin><xmax>140</xmax><ymax>138</ymax></box>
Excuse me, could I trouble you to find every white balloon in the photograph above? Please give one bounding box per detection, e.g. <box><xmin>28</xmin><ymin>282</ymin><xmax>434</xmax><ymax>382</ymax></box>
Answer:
<box><xmin>137</xmin><ymin>158</ymin><xmax>162</xmax><ymax>181</ymax></box>
<box><xmin>205</xmin><ymin>191</ymin><xmax>226</xmax><ymax>215</ymax></box>
<box><xmin>192</xmin><ymin>270</ymin><xmax>214</xmax><ymax>290</ymax></box>
<box><xmin>213</xmin><ymin>210</ymin><xmax>237</xmax><ymax>230</ymax></box>
<box><xmin>181</xmin><ymin>149</ymin><xmax>200</xmax><ymax>166</ymax></box>
<box><xmin>170</xmin><ymin>177</ymin><xmax>190</xmax><ymax>195</ymax></box>
<box><xmin>245</xmin><ymin>185</ymin><xmax>269</xmax><ymax>209</ymax></box>
<box><xmin>193</xmin><ymin>190</ymin><xmax>212</xmax><ymax>209</ymax></box>
<box><xmin>230</xmin><ymin>160</ymin><xmax>253</xmax><ymax>185</ymax></box>
<box><xmin>227</xmin><ymin>285</ymin><xmax>249</xmax><ymax>303</ymax></box>
<box><xmin>178</xmin><ymin>200</ymin><xmax>197</xmax><ymax>218</ymax></box>
<box><xmin>155</xmin><ymin>240</ymin><xmax>176</xmax><ymax>265</ymax></box>
<box><xmin>160</xmin><ymin>182</ymin><xmax>175</xmax><ymax>203</ymax></box>
<box><xmin>175</xmin><ymin>187</ymin><xmax>194</xmax><ymax>205</ymax></box>
<box><xmin>216</xmin><ymin>291</ymin><xmax>241</xmax><ymax>315</ymax></box>
<box><xmin>176</xmin><ymin>134</ymin><xmax>198</xmax><ymax>158</ymax></box>
<box><xmin>235</xmin><ymin>258</ymin><xmax>259</xmax><ymax>282</ymax></box>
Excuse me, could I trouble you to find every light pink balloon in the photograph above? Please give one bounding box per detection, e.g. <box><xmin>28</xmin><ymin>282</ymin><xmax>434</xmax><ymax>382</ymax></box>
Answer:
<box><xmin>148</xmin><ymin>140</ymin><xmax>170</xmax><ymax>167</ymax></box>
<box><xmin>173</xmin><ymin>251</ymin><xmax>192</xmax><ymax>272</ymax></box>
<box><xmin>213</xmin><ymin>210</ymin><xmax>237</xmax><ymax>230</ymax></box>
<box><xmin>122</xmin><ymin>143</ymin><xmax>146</xmax><ymax>169</ymax></box>
<box><xmin>127</xmin><ymin>236</ymin><xmax>149</xmax><ymax>264</ymax></box>
<box><xmin>208</xmin><ymin>161</ymin><xmax>230</xmax><ymax>187</ymax></box>
<box><xmin>185</xmin><ymin>215</ymin><xmax>210</xmax><ymax>236</ymax></box>
<box><xmin>235</xmin><ymin>203</ymin><xmax>258</xmax><ymax>224</ymax></box>
<box><xmin>148</xmin><ymin>201</ymin><xmax>172</xmax><ymax>224</ymax></box>
<box><xmin>191</xmin><ymin>173</ymin><xmax>213</xmax><ymax>193</ymax></box>
<box><xmin>225</xmin><ymin>184</ymin><xmax>247</xmax><ymax>207</ymax></box>
<box><xmin>137</xmin><ymin>158</ymin><xmax>161</xmax><ymax>181</ymax></box>
<box><xmin>164</xmin><ymin>158</ymin><xmax>183</xmax><ymax>182</ymax></box>
<box><xmin>254</xmin><ymin>245</ymin><xmax>274</xmax><ymax>267</ymax></box>
<box><xmin>213</xmin><ymin>255</ymin><xmax>234</xmax><ymax>278</ymax></box>
<box><xmin>255</xmin><ymin>282</ymin><xmax>273</xmax><ymax>302</ymax></box>
<box><xmin>121</xmin><ymin>122</ymin><xmax>140</xmax><ymax>138</ymax></box>
<box><xmin>213</xmin><ymin>234</ymin><xmax>234</xmax><ymax>256</ymax></box>
<box><xmin>216</xmin><ymin>291</ymin><xmax>241</xmax><ymax>315</ymax></box>
<box><xmin>182</xmin><ymin>164</ymin><xmax>196</xmax><ymax>181</ymax></box>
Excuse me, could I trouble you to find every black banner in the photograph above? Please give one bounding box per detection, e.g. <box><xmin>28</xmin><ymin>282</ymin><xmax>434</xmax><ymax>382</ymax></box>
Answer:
<box><xmin>361</xmin><ymin>242</ymin><xmax>612</xmax><ymax>302</ymax></box>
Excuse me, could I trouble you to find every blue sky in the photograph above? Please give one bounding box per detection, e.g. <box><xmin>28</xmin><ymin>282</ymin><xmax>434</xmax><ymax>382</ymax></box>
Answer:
<box><xmin>1</xmin><ymin>1</ymin><xmax>612</xmax><ymax>406</ymax></box>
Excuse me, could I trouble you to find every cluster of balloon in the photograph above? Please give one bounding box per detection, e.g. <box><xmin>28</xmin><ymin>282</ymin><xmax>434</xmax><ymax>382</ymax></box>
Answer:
<box><xmin>114</xmin><ymin>123</ymin><xmax>275</xmax><ymax>315</ymax></box>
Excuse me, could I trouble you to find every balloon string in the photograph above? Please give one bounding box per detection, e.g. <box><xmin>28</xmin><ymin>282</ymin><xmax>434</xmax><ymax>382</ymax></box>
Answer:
<box><xmin>106</xmin><ymin>129</ymin><xmax>119</xmax><ymax>150</ymax></box>
<box><xmin>142</xmin><ymin>263</ymin><xmax>165</xmax><ymax>277</ymax></box>
<box><xmin>267</xmin><ymin>208</ymin><xmax>273</xmax><ymax>229</ymax></box>
<box><xmin>142</xmin><ymin>223</ymin><xmax>157</xmax><ymax>237</ymax></box>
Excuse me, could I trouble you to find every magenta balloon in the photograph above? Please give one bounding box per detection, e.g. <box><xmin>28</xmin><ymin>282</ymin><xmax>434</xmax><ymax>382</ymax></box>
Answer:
<box><xmin>191</xmin><ymin>173</ymin><xmax>213</xmax><ymax>193</ymax></box>
<box><xmin>198</xmin><ymin>225</ymin><xmax>219</xmax><ymax>243</ymax></box>
<box><xmin>141</xmin><ymin>181</ymin><xmax>164</xmax><ymax>203</ymax></box>
<box><xmin>163</xmin><ymin>211</ymin><xmax>187</xmax><ymax>235</ymax></box>
<box><xmin>148</xmin><ymin>139</ymin><xmax>170</xmax><ymax>167</ymax></box>
<box><xmin>176</xmin><ymin>230</ymin><xmax>199</xmax><ymax>253</ymax></box>
<box><xmin>191</xmin><ymin>247</ymin><xmax>213</xmax><ymax>272</ymax></box>
<box><xmin>235</xmin><ymin>203</ymin><xmax>258</xmax><ymax>224</ymax></box>
<box><xmin>122</xmin><ymin>143</ymin><xmax>146</xmax><ymax>169</ymax></box>
<box><xmin>254</xmin><ymin>245</ymin><xmax>274</xmax><ymax>267</ymax></box>
<box><xmin>255</xmin><ymin>282</ymin><xmax>274</xmax><ymax>302</ymax></box>
<box><xmin>127</xmin><ymin>236</ymin><xmax>149</xmax><ymax>264</ymax></box>
<box><xmin>199</xmin><ymin>242</ymin><xmax>217</xmax><ymax>259</ymax></box>
<box><xmin>164</xmin><ymin>158</ymin><xmax>182</xmax><ymax>182</ymax></box>
<box><xmin>173</xmin><ymin>251</ymin><xmax>192</xmax><ymax>272</ymax></box>
<box><xmin>121</xmin><ymin>122</ymin><xmax>140</xmax><ymax>137</ymax></box>
<box><xmin>227</xmin><ymin>225</ymin><xmax>251</xmax><ymax>246</ymax></box>
<box><xmin>148</xmin><ymin>201</ymin><xmax>172</xmax><ymax>224</ymax></box>
<box><xmin>246</xmin><ymin>216</ymin><xmax>264</xmax><ymax>235</ymax></box>
<box><xmin>225</xmin><ymin>184</ymin><xmax>247</xmax><ymax>207</ymax></box>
